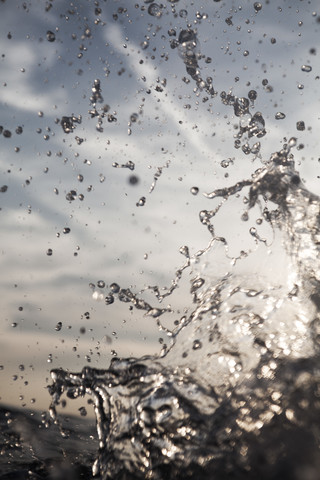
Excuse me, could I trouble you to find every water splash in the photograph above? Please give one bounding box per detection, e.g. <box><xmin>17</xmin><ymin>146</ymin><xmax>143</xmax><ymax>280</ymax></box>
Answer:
<box><xmin>173</xmin><ymin>29</ymin><xmax>215</xmax><ymax>96</ymax></box>
<box><xmin>49</xmin><ymin>143</ymin><xmax>320</xmax><ymax>479</ymax></box>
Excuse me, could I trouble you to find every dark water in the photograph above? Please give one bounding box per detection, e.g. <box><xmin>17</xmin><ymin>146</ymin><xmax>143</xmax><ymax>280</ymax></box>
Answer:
<box><xmin>0</xmin><ymin>405</ymin><xmax>97</xmax><ymax>479</ymax></box>
<box><xmin>2</xmin><ymin>1</ymin><xmax>320</xmax><ymax>479</ymax></box>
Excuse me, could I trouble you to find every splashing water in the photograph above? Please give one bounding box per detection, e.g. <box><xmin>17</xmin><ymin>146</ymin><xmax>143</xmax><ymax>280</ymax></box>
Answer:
<box><xmin>47</xmin><ymin>10</ymin><xmax>320</xmax><ymax>479</ymax></box>
<box><xmin>49</xmin><ymin>142</ymin><xmax>320</xmax><ymax>479</ymax></box>
<box><xmin>1</xmin><ymin>1</ymin><xmax>320</xmax><ymax>479</ymax></box>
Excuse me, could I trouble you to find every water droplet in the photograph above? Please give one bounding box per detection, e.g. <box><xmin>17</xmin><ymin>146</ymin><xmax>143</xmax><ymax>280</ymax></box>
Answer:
<box><xmin>119</xmin><ymin>290</ymin><xmax>131</xmax><ymax>303</ymax></box>
<box><xmin>90</xmin><ymin>79</ymin><xmax>103</xmax><ymax>105</ymax></box>
<box><xmin>248</xmin><ymin>90</ymin><xmax>257</xmax><ymax>101</ymax></box>
<box><xmin>301</xmin><ymin>65</ymin><xmax>312</xmax><ymax>72</ymax></box>
<box><xmin>254</xmin><ymin>2</ymin><xmax>262</xmax><ymax>12</ymax></box>
<box><xmin>3</xmin><ymin>130</ymin><xmax>12</xmax><ymax>138</ymax></box>
<box><xmin>193</xmin><ymin>339</ymin><xmax>202</xmax><ymax>350</ymax></box>
<box><xmin>288</xmin><ymin>137</ymin><xmax>297</xmax><ymax>148</ymax></box>
<box><xmin>296</xmin><ymin>121</ymin><xmax>305</xmax><ymax>131</ymax></box>
<box><xmin>55</xmin><ymin>322</ymin><xmax>62</xmax><ymax>332</ymax></box>
<box><xmin>46</xmin><ymin>30</ymin><xmax>56</xmax><ymax>42</ymax></box>
<box><xmin>221</xmin><ymin>159</ymin><xmax>231</xmax><ymax>168</ymax></box>
<box><xmin>249</xmin><ymin>112</ymin><xmax>266</xmax><ymax>139</ymax></box>
<box><xmin>110</xmin><ymin>283</ymin><xmax>120</xmax><ymax>293</ymax></box>
<box><xmin>61</xmin><ymin>117</ymin><xmax>75</xmax><ymax>134</ymax></box>
<box><xmin>148</xmin><ymin>3</ymin><xmax>162</xmax><ymax>17</ymax></box>
<box><xmin>136</xmin><ymin>196</ymin><xmax>146</xmax><ymax>207</ymax></box>
<box><xmin>63</xmin><ymin>227</ymin><xmax>71</xmax><ymax>234</ymax></box>
<box><xmin>130</xmin><ymin>113</ymin><xmax>138</xmax><ymax>123</ymax></box>
<box><xmin>251</xmin><ymin>142</ymin><xmax>261</xmax><ymax>155</ymax></box>
<box><xmin>191</xmin><ymin>277</ymin><xmax>205</xmax><ymax>292</ymax></box>
<box><xmin>179</xmin><ymin>245</ymin><xmax>189</xmax><ymax>257</ymax></box>
<box><xmin>105</xmin><ymin>294</ymin><xmax>114</xmax><ymax>305</ymax></box>
<box><xmin>234</xmin><ymin>97</ymin><xmax>250</xmax><ymax>117</ymax></box>
<box><xmin>190</xmin><ymin>186</ymin><xmax>199</xmax><ymax>195</ymax></box>
<box><xmin>79</xmin><ymin>406</ymin><xmax>87</xmax><ymax>416</ymax></box>
<box><xmin>141</xmin><ymin>40</ymin><xmax>149</xmax><ymax>50</ymax></box>
<box><xmin>275</xmin><ymin>112</ymin><xmax>286</xmax><ymax>120</ymax></box>
<box><xmin>147</xmin><ymin>308</ymin><xmax>164</xmax><ymax>318</ymax></box>
<box><xmin>97</xmin><ymin>280</ymin><xmax>105</xmax><ymax>288</ymax></box>
<box><xmin>46</xmin><ymin>248</ymin><xmax>53</xmax><ymax>256</ymax></box>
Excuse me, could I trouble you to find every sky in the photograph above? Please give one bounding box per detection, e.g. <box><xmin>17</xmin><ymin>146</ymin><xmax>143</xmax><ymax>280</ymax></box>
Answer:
<box><xmin>1</xmin><ymin>0</ymin><xmax>320</xmax><ymax>414</ymax></box>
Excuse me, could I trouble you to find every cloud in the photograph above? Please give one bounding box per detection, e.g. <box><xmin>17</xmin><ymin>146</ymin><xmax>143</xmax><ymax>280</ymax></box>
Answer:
<box><xmin>0</xmin><ymin>39</ymin><xmax>68</xmax><ymax>113</ymax></box>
